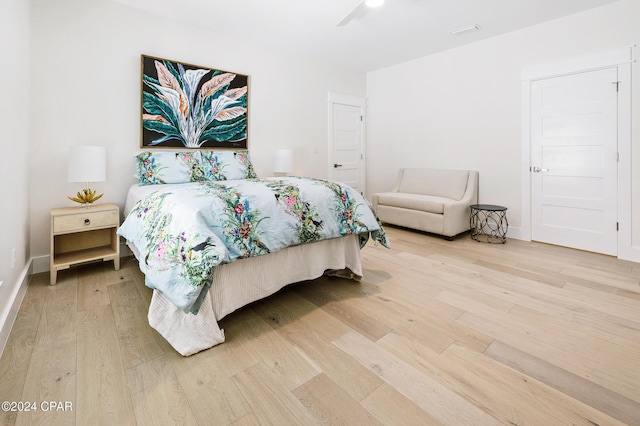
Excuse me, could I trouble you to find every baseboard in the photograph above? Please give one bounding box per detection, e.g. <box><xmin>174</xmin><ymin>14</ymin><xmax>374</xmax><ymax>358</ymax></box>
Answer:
<box><xmin>619</xmin><ymin>245</ymin><xmax>640</xmax><ymax>263</ymax></box>
<box><xmin>31</xmin><ymin>255</ymin><xmax>49</xmax><ymax>274</ymax></box>
<box><xmin>0</xmin><ymin>259</ymin><xmax>32</xmax><ymax>357</ymax></box>
<box><xmin>506</xmin><ymin>226</ymin><xmax>525</xmax><ymax>241</ymax></box>
<box><xmin>508</xmin><ymin>226</ymin><xmax>640</xmax><ymax>262</ymax></box>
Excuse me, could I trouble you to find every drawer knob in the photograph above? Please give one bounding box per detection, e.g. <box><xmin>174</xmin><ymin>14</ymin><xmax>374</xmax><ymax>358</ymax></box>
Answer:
<box><xmin>84</xmin><ymin>218</ymin><xmax>91</xmax><ymax>225</ymax></box>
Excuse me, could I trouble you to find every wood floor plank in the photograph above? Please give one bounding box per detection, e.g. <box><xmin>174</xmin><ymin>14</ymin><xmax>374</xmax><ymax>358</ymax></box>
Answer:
<box><xmin>619</xmin><ymin>288</ymin><xmax>640</xmax><ymax>300</ymax></box>
<box><xmin>509</xmin><ymin>304</ymin><xmax>640</xmax><ymax>397</ymax></box>
<box><xmin>511</xmin><ymin>303</ymin><xmax>640</xmax><ymax>355</ymax></box>
<box><xmin>485</xmin><ymin>340</ymin><xmax>640</xmax><ymax>425</ymax></box>
<box><xmin>220</xmin><ymin>307</ymin><xmax>320</xmax><ymax>390</ymax></box>
<box><xmin>262</xmin><ymin>288</ymin><xmax>353</xmax><ymax>342</ymax></box>
<box><xmin>230</xmin><ymin>414</ymin><xmax>259</xmax><ymax>425</ymax></box>
<box><xmin>293</xmin><ymin>373</ymin><xmax>383</xmax><ymax>425</ymax></box>
<box><xmin>168</xmin><ymin>346</ymin><xmax>253</xmax><ymax>425</ymax></box>
<box><xmin>204</xmin><ymin>311</ymin><xmax>264</xmax><ymax>378</ymax></box>
<box><xmin>430</xmin><ymin>253</ymin><xmax>600</xmax><ymax>320</ymax></box>
<box><xmin>15</xmin><ymin>277</ymin><xmax>77</xmax><ymax>426</ymax></box>
<box><xmin>32</xmin><ymin>277</ymin><xmax>78</xmax><ymax>350</ymax></box>
<box><xmin>378</xmin><ymin>331</ymin><xmax>626</xmax><ymax>426</ymax></box>
<box><xmin>360</xmin><ymin>383</ymin><xmax>444</xmax><ymax>426</ymax></box>
<box><xmin>0</xmin><ymin>274</ymin><xmax>47</xmax><ymax>426</ymax></box>
<box><xmin>252</xmin><ymin>297</ymin><xmax>384</xmax><ymax>402</ymax></box>
<box><xmin>231</xmin><ymin>362</ymin><xmax>318</xmax><ymax>425</ymax></box>
<box><xmin>442</xmin><ymin>342</ymin><xmax>627</xmax><ymax>426</ymax></box>
<box><xmin>107</xmin><ymin>280</ymin><xmax>166</xmax><ymax>369</ymax></box>
<box><xmin>14</xmin><ymin>343</ymin><xmax>77</xmax><ymax>426</ymax></box>
<box><xmin>565</xmin><ymin>261</ymin><xmax>640</xmax><ymax>287</ymax></box>
<box><xmin>456</xmin><ymin>305</ymin><xmax>640</xmax><ymax>401</ymax></box>
<box><xmin>76</xmin><ymin>305</ymin><xmax>135</xmax><ymax>425</ymax></box>
<box><xmin>560</xmin><ymin>281</ymin><xmax>640</xmax><ymax>322</ymax></box>
<box><xmin>296</xmin><ymin>280</ymin><xmax>394</xmax><ymax>341</ymax></box>
<box><xmin>126</xmin><ymin>356</ymin><xmax>198</xmax><ymax>426</ymax></box>
<box><xmin>571</xmin><ymin>309</ymin><xmax>640</xmax><ymax>342</ymax></box>
<box><xmin>76</xmin><ymin>263</ymin><xmax>111</xmax><ymax>312</ymax></box>
<box><xmin>103</xmin><ymin>256</ymin><xmax>141</xmax><ymax>285</ymax></box>
<box><xmin>474</xmin><ymin>259</ymin><xmax>567</xmax><ymax>287</ymax></box>
<box><xmin>333</xmin><ymin>330</ymin><xmax>502</xmax><ymax>426</ymax></box>
<box><xmin>299</xmin><ymin>276</ymin><xmax>460</xmax><ymax>352</ymax></box>
<box><xmin>358</xmin><ymin>255</ymin><xmax>466</xmax><ymax>320</ymax></box>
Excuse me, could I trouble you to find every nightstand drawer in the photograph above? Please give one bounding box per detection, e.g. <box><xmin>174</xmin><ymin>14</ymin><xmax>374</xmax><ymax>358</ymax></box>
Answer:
<box><xmin>53</xmin><ymin>209</ymin><xmax>118</xmax><ymax>234</ymax></box>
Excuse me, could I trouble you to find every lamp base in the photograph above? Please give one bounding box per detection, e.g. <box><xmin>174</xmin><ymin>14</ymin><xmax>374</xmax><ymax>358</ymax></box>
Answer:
<box><xmin>68</xmin><ymin>186</ymin><xmax>103</xmax><ymax>205</ymax></box>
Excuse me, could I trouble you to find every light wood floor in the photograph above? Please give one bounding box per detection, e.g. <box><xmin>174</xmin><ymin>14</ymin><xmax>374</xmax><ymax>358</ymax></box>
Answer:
<box><xmin>1</xmin><ymin>226</ymin><xmax>640</xmax><ymax>425</ymax></box>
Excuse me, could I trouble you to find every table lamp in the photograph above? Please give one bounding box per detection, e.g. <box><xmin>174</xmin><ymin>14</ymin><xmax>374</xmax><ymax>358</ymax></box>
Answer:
<box><xmin>67</xmin><ymin>145</ymin><xmax>107</xmax><ymax>206</ymax></box>
<box><xmin>273</xmin><ymin>149</ymin><xmax>293</xmax><ymax>176</ymax></box>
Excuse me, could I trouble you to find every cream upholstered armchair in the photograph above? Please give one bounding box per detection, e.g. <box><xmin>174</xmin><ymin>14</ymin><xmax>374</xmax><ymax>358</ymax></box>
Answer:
<box><xmin>372</xmin><ymin>168</ymin><xmax>479</xmax><ymax>239</ymax></box>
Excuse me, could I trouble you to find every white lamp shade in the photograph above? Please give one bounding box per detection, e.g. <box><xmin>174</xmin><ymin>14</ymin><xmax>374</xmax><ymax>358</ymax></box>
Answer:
<box><xmin>68</xmin><ymin>145</ymin><xmax>107</xmax><ymax>183</ymax></box>
<box><xmin>273</xmin><ymin>149</ymin><xmax>293</xmax><ymax>174</ymax></box>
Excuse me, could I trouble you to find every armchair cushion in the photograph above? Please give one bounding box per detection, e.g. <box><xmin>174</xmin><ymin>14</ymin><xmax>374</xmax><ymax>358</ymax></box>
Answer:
<box><xmin>376</xmin><ymin>193</ymin><xmax>447</xmax><ymax>214</ymax></box>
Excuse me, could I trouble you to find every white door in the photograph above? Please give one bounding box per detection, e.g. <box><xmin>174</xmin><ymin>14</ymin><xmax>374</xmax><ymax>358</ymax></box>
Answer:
<box><xmin>530</xmin><ymin>68</ymin><xmax>618</xmax><ymax>255</ymax></box>
<box><xmin>329</xmin><ymin>94</ymin><xmax>365</xmax><ymax>194</ymax></box>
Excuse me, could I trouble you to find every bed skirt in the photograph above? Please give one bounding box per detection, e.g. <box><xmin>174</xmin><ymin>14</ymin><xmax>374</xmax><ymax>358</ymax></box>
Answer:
<box><xmin>147</xmin><ymin>235</ymin><xmax>363</xmax><ymax>356</ymax></box>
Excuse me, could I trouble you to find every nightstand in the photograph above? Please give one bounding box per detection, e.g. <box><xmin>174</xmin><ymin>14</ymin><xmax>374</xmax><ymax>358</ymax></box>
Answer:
<box><xmin>50</xmin><ymin>203</ymin><xmax>120</xmax><ymax>285</ymax></box>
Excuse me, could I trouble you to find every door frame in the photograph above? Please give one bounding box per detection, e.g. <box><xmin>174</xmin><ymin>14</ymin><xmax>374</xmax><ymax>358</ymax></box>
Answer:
<box><xmin>520</xmin><ymin>46</ymin><xmax>634</xmax><ymax>260</ymax></box>
<box><xmin>328</xmin><ymin>92</ymin><xmax>366</xmax><ymax>194</ymax></box>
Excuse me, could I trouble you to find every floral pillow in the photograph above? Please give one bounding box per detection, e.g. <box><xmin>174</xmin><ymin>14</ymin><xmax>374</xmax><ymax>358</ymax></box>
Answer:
<box><xmin>199</xmin><ymin>149</ymin><xmax>258</xmax><ymax>181</ymax></box>
<box><xmin>136</xmin><ymin>151</ymin><xmax>203</xmax><ymax>185</ymax></box>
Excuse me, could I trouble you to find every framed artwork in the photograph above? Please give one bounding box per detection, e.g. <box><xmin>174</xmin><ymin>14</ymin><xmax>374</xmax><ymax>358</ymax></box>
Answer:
<box><xmin>140</xmin><ymin>54</ymin><xmax>249</xmax><ymax>149</ymax></box>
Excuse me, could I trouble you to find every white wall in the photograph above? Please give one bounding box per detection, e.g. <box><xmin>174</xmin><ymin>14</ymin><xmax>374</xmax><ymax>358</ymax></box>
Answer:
<box><xmin>366</xmin><ymin>0</ymin><xmax>640</xmax><ymax>256</ymax></box>
<box><xmin>29</xmin><ymin>0</ymin><xmax>366</xmax><ymax>262</ymax></box>
<box><xmin>0</xmin><ymin>0</ymin><xmax>31</xmax><ymax>351</ymax></box>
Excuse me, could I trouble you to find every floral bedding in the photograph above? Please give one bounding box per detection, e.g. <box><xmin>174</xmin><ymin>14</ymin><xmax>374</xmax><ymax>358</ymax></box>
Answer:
<box><xmin>118</xmin><ymin>176</ymin><xmax>389</xmax><ymax>314</ymax></box>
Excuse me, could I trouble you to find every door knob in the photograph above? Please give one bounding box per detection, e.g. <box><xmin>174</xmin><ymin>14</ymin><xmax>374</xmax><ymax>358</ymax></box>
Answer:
<box><xmin>334</xmin><ymin>163</ymin><xmax>343</xmax><ymax>168</ymax></box>
<box><xmin>531</xmin><ymin>166</ymin><xmax>549</xmax><ymax>173</ymax></box>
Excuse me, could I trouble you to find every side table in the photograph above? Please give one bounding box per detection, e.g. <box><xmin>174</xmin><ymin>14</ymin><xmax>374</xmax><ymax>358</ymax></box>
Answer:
<box><xmin>50</xmin><ymin>203</ymin><xmax>121</xmax><ymax>284</ymax></box>
<box><xmin>469</xmin><ymin>204</ymin><xmax>508</xmax><ymax>244</ymax></box>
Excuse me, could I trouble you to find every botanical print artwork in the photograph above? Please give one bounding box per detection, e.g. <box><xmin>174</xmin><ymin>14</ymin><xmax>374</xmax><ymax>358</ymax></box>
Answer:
<box><xmin>141</xmin><ymin>55</ymin><xmax>248</xmax><ymax>148</ymax></box>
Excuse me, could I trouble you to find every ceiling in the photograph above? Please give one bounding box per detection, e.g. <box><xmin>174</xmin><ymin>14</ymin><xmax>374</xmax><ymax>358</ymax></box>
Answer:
<box><xmin>111</xmin><ymin>0</ymin><xmax>621</xmax><ymax>72</ymax></box>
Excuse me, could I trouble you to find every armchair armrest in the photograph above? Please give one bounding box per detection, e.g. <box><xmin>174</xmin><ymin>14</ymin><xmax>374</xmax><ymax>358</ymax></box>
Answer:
<box><xmin>442</xmin><ymin>171</ymin><xmax>479</xmax><ymax>236</ymax></box>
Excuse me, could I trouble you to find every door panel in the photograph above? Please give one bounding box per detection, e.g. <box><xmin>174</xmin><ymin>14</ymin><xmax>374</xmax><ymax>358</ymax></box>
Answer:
<box><xmin>332</xmin><ymin>103</ymin><xmax>363</xmax><ymax>192</ymax></box>
<box><xmin>531</xmin><ymin>68</ymin><xmax>618</xmax><ymax>255</ymax></box>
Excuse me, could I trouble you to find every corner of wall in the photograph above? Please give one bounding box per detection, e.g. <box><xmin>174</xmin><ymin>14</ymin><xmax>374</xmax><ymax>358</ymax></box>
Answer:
<box><xmin>0</xmin><ymin>259</ymin><xmax>32</xmax><ymax>357</ymax></box>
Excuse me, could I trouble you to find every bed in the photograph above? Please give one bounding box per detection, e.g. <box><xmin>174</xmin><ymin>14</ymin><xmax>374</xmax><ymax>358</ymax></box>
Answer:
<box><xmin>118</xmin><ymin>150</ymin><xmax>389</xmax><ymax>356</ymax></box>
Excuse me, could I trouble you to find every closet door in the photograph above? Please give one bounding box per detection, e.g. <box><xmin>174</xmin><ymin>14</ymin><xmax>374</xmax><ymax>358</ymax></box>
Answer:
<box><xmin>530</xmin><ymin>67</ymin><xmax>618</xmax><ymax>255</ymax></box>
<box><xmin>329</xmin><ymin>93</ymin><xmax>365</xmax><ymax>194</ymax></box>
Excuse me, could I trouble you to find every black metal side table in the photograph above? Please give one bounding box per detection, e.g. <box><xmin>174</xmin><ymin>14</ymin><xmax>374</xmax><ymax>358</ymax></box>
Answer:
<box><xmin>469</xmin><ymin>204</ymin><xmax>508</xmax><ymax>243</ymax></box>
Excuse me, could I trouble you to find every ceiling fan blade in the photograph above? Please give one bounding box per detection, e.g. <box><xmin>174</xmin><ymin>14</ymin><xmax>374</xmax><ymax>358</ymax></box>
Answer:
<box><xmin>337</xmin><ymin>0</ymin><xmax>367</xmax><ymax>27</ymax></box>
